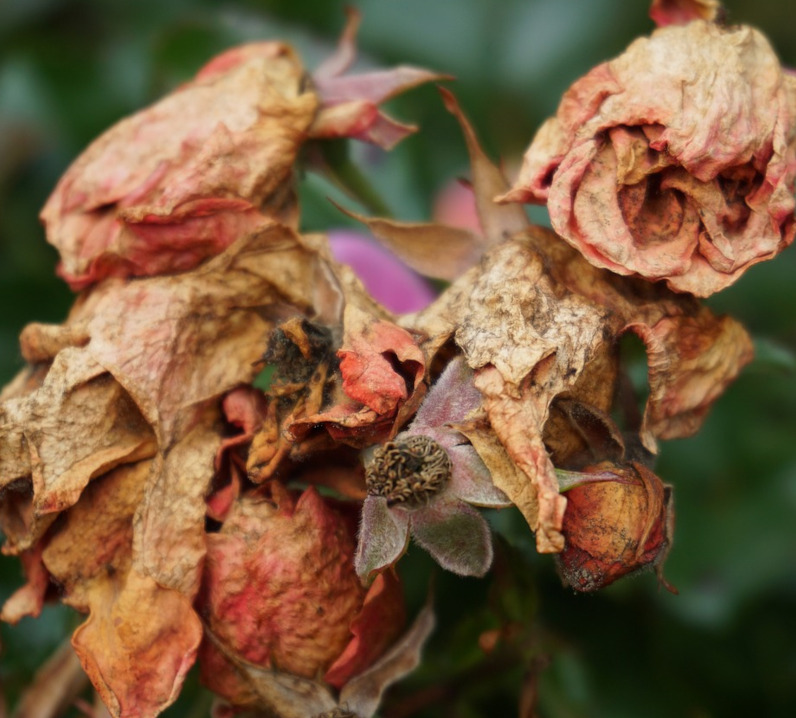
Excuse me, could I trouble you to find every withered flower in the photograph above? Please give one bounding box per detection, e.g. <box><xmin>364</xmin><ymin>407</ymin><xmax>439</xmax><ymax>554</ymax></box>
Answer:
<box><xmin>197</xmin><ymin>486</ymin><xmax>431</xmax><ymax>718</ymax></box>
<box><xmin>356</xmin><ymin>357</ymin><xmax>510</xmax><ymax>579</ymax></box>
<box><xmin>502</xmin><ymin>18</ymin><xmax>796</xmax><ymax>296</ymax></box>
<box><xmin>40</xmin><ymin>12</ymin><xmax>441</xmax><ymax>291</ymax></box>
<box><xmin>556</xmin><ymin>461</ymin><xmax>675</xmax><ymax>592</ymax></box>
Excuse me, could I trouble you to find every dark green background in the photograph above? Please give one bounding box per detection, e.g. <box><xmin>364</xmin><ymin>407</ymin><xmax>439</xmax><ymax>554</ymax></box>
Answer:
<box><xmin>2</xmin><ymin>1</ymin><xmax>795</xmax><ymax>715</ymax></box>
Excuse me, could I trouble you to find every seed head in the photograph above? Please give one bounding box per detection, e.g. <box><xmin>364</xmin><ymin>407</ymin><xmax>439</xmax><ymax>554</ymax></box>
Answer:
<box><xmin>366</xmin><ymin>435</ymin><xmax>451</xmax><ymax>507</ymax></box>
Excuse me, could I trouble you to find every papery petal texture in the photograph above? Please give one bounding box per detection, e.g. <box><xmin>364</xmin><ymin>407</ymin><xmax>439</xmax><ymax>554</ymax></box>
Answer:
<box><xmin>41</xmin><ymin>43</ymin><xmax>317</xmax><ymax>289</ymax></box>
<box><xmin>504</xmin><ymin>20</ymin><xmax>796</xmax><ymax>296</ymax></box>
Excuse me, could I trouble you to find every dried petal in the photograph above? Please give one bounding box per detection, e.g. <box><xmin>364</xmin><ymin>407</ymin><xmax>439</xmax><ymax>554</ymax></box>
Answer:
<box><xmin>42</xmin><ymin>461</ymin><xmax>202</xmax><ymax>717</ymax></box>
<box><xmin>198</xmin><ymin>487</ymin><xmax>405</xmax><ymax>709</ymax></box>
<box><xmin>310</xmin><ymin>9</ymin><xmax>445</xmax><ymax>150</ymax></box>
<box><xmin>337</xmin><ymin>305</ymin><xmax>425</xmax><ymax>417</ymax></box>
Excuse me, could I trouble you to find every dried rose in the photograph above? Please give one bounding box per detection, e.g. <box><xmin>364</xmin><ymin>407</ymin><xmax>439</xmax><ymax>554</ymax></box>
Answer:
<box><xmin>502</xmin><ymin>19</ymin><xmax>796</xmax><ymax>296</ymax></box>
<box><xmin>356</xmin><ymin>357</ymin><xmax>510</xmax><ymax>579</ymax></box>
<box><xmin>41</xmin><ymin>43</ymin><xmax>317</xmax><ymax>290</ymax></box>
<box><xmin>197</xmin><ymin>486</ymin><xmax>406</xmax><ymax>711</ymax></box>
<box><xmin>41</xmin><ymin>13</ymin><xmax>441</xmax><ymax>291</ymax></box>
<box><xmin>556</xmin><ymin>461</ymin><xmax>675</xmax><ymax>592</ymax></box>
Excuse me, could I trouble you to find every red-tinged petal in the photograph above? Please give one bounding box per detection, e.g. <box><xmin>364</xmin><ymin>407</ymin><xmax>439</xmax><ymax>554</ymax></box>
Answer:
<box><xmin>0</xmin><ymin>541</ymin><xmax>50</xmax><ymax>623</ymax></box>
<box><xmin>324</xmin><ymin>570</ymin><xmax>406</xmax><ymax>688</ymax></box>
<box><xmin>649</xmin><ymin>0</ymin><xmax>722</xmax><ymax>27</ymax></box>
<box><xmin>310</xmin><ymin>10</ymin><xmax>444</xmax><ymax>150</ymax></box>
<box><xmin>355</xmin><ymin>496</ymin><xmax>411</xmax><ymax>579</ymax></box>
<box><xmin>42</xmin><ymin>43</ymin><xmax>317</xmax><ymax>288</ymax></box>
<box><xmin>198</xmin><ymin>488</ymin><xmax>371</xmax><ymax>692</ymax></box>
<box><xmin>338</xmin><ymin>305</ymin><xmax>425</xmax><ymax>416</ymax></box>
<box><xmin>410</xmin><ymin>497</ymin><xmax>494</xmax><ymax>577</ymax></box>
<box><xmin>506</xmin><ymin>21</ymin><xmax>796</xmax><ymax>296</ymax></box>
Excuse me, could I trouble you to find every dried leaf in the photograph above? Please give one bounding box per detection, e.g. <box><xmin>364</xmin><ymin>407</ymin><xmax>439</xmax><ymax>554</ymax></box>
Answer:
<box><xmin>333</xmin><ymin>204</ymin><xmax>484</xmax><ymax>282</ymax></box>
<box><xmin>340</xmin><ymin>599</ymin><xmax>435</xmax><ymax>717</ymax></box>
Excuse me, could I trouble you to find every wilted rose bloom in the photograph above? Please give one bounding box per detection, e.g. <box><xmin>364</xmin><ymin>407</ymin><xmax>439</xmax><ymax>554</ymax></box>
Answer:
<box><xmin>503</xmin><ymin>19</ymin><xmax>796</xmax><ymax>297</ymax></box>
<box><xmin>41</xmin><ymin>43</ymin><xmax>318</xmax><ymax>290</ymax></box>
<box><xmin>328</xmin><ymin>230</ymin><xmax>436</xmax><ymax>313</ymax></box>
<box><xmin>197</xmin><ymin>487</ymin><xmax>406</xmax><ymax>710</ymax></box>
<box><xmin>557</xmin><ymin>462</ymin><xmax>674</xmax><ymax>592</ymax></box>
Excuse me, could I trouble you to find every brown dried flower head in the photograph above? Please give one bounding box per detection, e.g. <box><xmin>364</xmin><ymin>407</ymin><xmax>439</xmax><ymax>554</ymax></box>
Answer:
<box><xmin>366</xmin><ymin>435</ymin><xmax>452</xmax><ymax>507</ymax></box>
<box><xmin>557</xmin><ymin>462</ymin><xmax>675</xmax><ymax>592</ymax></box>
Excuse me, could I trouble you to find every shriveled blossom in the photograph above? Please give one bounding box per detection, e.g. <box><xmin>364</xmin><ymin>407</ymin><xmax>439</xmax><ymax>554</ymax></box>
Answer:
<box><xmin>556</xmin><ymin>462</ymin><xmax>675</xmax><ymax>592</ymax></box>
<box><xmin>356</xmin><ymin>357</ymin><xmax>510</xmax><ymax>579</ymax></box>
<box><xmin>502</xmin><ymin>18</ymin><xmax>796</xmax><ymax>296</ymax></box>
<box><xmin>197</xmin><ymin>485</ymin><xmax>434</xmax><ymax>718</ymax></box>
<box><xmin>40</xmin><ymin>13</ymin><xmax>440</xmax><ymax>291</ymax></box>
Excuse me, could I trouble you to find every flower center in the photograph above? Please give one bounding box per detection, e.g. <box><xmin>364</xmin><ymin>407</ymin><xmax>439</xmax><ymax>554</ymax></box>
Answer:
<box><xmin>366</xmin><ymin>435</ymin><xmax>452</xmax><ymax>507</ymax></box>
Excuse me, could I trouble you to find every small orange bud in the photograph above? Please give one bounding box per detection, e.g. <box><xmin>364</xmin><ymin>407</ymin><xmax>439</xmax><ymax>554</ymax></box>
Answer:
<box><xmin>557</xmin><ymin>462</ymin><xmax>675</xmax><ymax>592</ymax></box>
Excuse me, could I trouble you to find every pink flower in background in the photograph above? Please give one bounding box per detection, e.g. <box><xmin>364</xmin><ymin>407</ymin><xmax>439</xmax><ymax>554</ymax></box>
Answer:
<box><xmin>329</xmin><ymin>230</ymin><xmax>436</xmax><ymax>313</ymax></box>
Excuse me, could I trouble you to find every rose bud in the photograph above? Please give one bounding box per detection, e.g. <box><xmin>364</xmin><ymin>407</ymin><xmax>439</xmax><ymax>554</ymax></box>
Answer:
<box><xmin>557</xmin><ymin>461</ymin><xmax>675</xmax><ymax>592</ymax></box>
<box><xmin>196</xmin><ymin>486</ymin><xmax>406</xmax><ymax>711</ymax></box>
<box><xmin>502</xmin><ymin>18</ymin><xmax>796</xmax><ymax>297</ymax></box>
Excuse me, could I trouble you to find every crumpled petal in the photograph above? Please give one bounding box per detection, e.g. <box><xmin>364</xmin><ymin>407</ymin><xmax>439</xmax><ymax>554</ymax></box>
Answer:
<box><xmin>324</xmin><ymin>569</ymin><xmax>406</xmax><ymax>688</ymax></box>
<box><xmin>337</xmin><ymin>304</ymin><xmax>426</xmax><ymax>416</ymax></box>
<box><xmin>310</xmin><ymin>8</ymin><xmax>446</xmax><ymax>150</ymax></box>
<box><xmin>41</xmin><ymin>460</ymin><xmax>203</xmax><ymax>718</ymax></box>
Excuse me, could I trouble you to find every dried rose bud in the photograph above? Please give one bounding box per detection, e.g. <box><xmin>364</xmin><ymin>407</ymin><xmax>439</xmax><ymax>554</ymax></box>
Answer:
<box><xmin>557</xmin><ymin>462</ymin><xmax>675</xmax><ymax>592</ymax></box>
<box><xmin>502</xmin><ymin>18</ymin><xmax>796</xmax><ymax>297</ymax></box>
<box><xmin>196</xmin><ymin>487</ymin><xmax>405</xmax><ymax>710</ymax></box>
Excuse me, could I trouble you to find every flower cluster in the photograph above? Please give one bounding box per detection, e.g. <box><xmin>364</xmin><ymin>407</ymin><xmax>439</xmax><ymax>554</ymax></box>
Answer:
<box><xmin>0</xmin><ymin>1</ymin><xmax>791</xmax><ymax>716</ymax></box>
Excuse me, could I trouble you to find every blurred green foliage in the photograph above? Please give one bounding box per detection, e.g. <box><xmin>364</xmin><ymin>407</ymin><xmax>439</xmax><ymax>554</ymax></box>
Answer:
<box><xmin>1</xmin><ymin>0</ymin><xmax>796</xmax><ymax>715</ymax></box>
